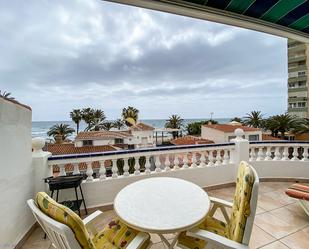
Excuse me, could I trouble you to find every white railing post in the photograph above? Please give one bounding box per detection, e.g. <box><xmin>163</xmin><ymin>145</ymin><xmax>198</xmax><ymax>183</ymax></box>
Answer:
<box><xmin>32</xmin><ymin>137</ymin><xmax>52</xmax><ymax>194</ymax></box>
<box><xmin>99</xmin><ymin>160</ymin><xmax>106</xmax><ymax>180</ymax></box>
<box><xmin>302</xmin><ymin>147</ymin><xmax>309</xmax><ymax>161</ymax></box>
<box><xmin>86</xmin><ymin>162</ymin><xmax>94</xmax><ymax>181</ymax></box>
<box><xmin>231</xmin><ymin>129</ymin><xmax>249</xmax><ymax>180</ymax></box>
<box><xmin>123</xmin><ymin>158</ymin><xmax>130</xmax><ymax>176</ymax></box>
<box><xmin>73</xmin><ymin>163</ymin><xmax>80</xmax><ymax>175</ymax></box>
<box><xmin>134</xmin><ymin>157</ymin><xmax>141</xmax><ymax>175</ymax></box>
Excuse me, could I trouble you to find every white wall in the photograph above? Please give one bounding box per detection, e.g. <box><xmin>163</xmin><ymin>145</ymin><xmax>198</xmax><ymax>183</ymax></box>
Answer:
<box><xmin>0</xmin><ymin>98</ymin><xmax>34</xmax><ymax>248</ymax></box>
<box><xmin>201</xmin><ymin>127</ymin><xmax>225</xmax><ymax>143</ymax></box>
<box><xmin>131</xmin><ymin>130</ymin><xmax>154</xmax><ymax>145</ymax></box>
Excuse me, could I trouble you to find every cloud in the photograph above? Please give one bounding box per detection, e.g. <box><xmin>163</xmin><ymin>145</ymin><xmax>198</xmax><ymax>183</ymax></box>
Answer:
<box><xmin>0</xmin><ymin>0</ymin><xmax>287</xmax><ymax>120</ymax></box>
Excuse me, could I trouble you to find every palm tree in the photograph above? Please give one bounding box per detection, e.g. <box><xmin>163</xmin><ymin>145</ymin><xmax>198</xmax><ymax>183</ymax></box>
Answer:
<box><xmin>102</xmin><ymin>122</ymin><xmax>114</xmax><ymax>131</ymax></box>
<box><xmin>70</xmin><ymin>109</ymin><xmax>82</xmax><ymax>134</ymax></box>
<box><xmin>122</xmin><ymin>106</ymin><xmax>139</xmax><ymax>126</ymax></box>
<box><xmin>82</xmin><ymin>108</ymin><xmax>95</xmax><ymax>130</ymax></box>
<box><xmin>268</xmin><ymin>114</ymin><xmax>297</xmax><ymax>139</ymax></box>
<box><xmin>93</xmin><ymin>109</ymin><xmax>106</xmax><ymax>121</ymax></box>
<box><xmin>264</xmin><ymin>117</ymin><xmax>279</xmax><ymax>137</ymax></box>
<box><xmin>47</xmin><ymin>124</ymin><xmax>75</xmax><ymax>141</ymax></box>
<box><xmin>113</xmin><ymin>119</ymin><xmax>124</xmax><ymax>130</ymax></box>
<box><xmin>291</xmin><ymin>118</ymin><xmax>309</xmax><ymax>134</ymax></box>
<box><xmin>165</xmin><ymin>115</ymin><xmax>183</xmax><ymax>138</ymax></box>
<box><xmin>0</xmin><ymin>90</ymin><xmax>15</xmax><ymax>100</ymax></box>
<box><xmin>243</xmin><ymin>111</ymin><xmax>264</xmax><ymax>128</ymax></box>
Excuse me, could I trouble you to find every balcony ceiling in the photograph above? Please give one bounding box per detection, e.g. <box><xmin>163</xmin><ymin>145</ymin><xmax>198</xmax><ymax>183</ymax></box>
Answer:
<box><xmin>105</xmin><ymin>0</ymin><xmax>309</xmax><ymax>43</ymax></box>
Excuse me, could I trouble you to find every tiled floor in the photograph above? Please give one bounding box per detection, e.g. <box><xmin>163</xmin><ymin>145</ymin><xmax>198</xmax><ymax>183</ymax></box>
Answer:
<box><xmin>22</xmin><ymin>181</ymin><xmax>309</xmax><ymax>249</ymax></box>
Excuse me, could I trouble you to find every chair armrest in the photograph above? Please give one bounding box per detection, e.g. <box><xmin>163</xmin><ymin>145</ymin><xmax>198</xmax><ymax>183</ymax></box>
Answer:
<box><xmin>187</xmin><ymin>229</ymin><xmax>248</xmax><ymax>249</ymax></box>
<box><xmin>126</xmin><ymin>232</ymin><xmax>150</xmax><ymax>249</ymax></box>
<box><xmin>210</xmin><ymin>197</ymin><xmax>233</xmax><ymax>208</ymax></box>
<box><xmin>83</xmin><ymin>210</ymin><xmax>105</xmax><ymax>236</ymax></box>
<box><xmin>83</xmin><ymin>210</ymin><xmax>104</xmax><ymax>225</ymax></box>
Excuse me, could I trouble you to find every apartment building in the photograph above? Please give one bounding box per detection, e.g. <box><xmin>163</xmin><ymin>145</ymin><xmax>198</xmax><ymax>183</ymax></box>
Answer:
<box><xmin>287</xmin><ymin>39</ymin><xmax>309</xmax><ymax>118</ymax></box>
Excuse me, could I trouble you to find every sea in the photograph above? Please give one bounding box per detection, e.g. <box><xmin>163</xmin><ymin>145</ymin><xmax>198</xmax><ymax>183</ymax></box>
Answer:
<box><xmin>32</xmin><ymin>118</ymin><xmax>231</xmax><ymax>139</ymax></box>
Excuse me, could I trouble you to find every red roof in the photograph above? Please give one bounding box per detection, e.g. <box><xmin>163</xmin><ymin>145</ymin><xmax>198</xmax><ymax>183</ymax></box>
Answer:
<box><xmin>262</xmin><ymin>134</ymin><xmax>282</xmax><ymax>140</ymax></box>
<box><xmin>171</xmin><ymin>136</ymin><xmax>214</xmax><ymax>146</ymax></box>
<box><xmin>203</xmin><ymin>124</ymin><xmax>261</xmax><ymax>133</ymax></box>
<box><xmin>44</xmin><ymin>143</ymin><xmax>117</xmax><ymax>155</ymax></box>
<box><xmin>75</xmin><ymin>131</ymin><xmax>132</xmax><ymax>140</ymax></box>
<box><xmin>130</xmin><ymin>122</ymin><xmax>155</xmax><ymax>131</ymax></box>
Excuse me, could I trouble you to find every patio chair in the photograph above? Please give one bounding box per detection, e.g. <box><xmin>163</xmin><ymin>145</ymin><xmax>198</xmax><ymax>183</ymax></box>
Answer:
<box><xmin>177</xmin><ymin>161</ymin><xmax>259</xmax><ymax>249</ymax></box>
<box><xmin>286</xmin><ymin>183</ymin><xmax>309</xmax><ymax>217</ymax></box>
<box><xmin>27</xmin><ymin>192</ymin><xmax>151</xmax><ymax>249</ymax></box>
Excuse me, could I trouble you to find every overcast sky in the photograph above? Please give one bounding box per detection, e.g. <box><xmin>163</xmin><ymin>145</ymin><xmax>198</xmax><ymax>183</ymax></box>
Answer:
<box><xmin>0</xmin><ymin>0</ymin><xmax>287</xmax><ymax>121</ymax></box>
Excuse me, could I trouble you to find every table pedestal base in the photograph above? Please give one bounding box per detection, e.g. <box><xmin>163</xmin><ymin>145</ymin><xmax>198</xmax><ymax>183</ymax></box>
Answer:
<box><xmin>159</xmin><ymin>233</ymin><xmax>180</xmax><ymax>249</ymax></box>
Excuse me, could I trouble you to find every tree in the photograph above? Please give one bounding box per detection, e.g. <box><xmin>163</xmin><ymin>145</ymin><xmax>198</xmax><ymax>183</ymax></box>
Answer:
<box><xmin>113</xmin><ymin>119</ymin><xmax>125</xmax><ymax>130</ymax></box>
<box><xmin>230</xmin><ymin>117</ymin><xmax>243</xmax><ymax>123</ymax></box>
<box><xmin>70</xmin><ymin>109</ymin><xmax>82</xmax><ymax>134</ymax></box>
<box><xmin>263</xmin><ymin>117</ymin><xmax>279</xmax><ymax>137</ymax></box>
<box><xmin>165</xmin><ymin>115</ymin><xmax>183</xmax><ymax>138</ymax></box>
<box><xmin>243</xmin><ymin>111</ymin><xmax>264</xmax><ymax>128</ymax></box>
<box><xmin>186</xmin><ymin>120</ymin><xmax>218</xmax><ymax>136</ymax></box>
<box><xmin>47</xmin><ymin>124</ymin><xmax>75</xmax><ymax>141</ymax></box>
<box><xmin>266</xmin><ymin>114</ymin><xmax>297</xmax><ymax>139</ymax></box>
<box><xmin>122</xmin><ymin>106</ymin><xmax>139</xmax><ymax>126</ymax></box>
<box><xmin>291</xmin><ymin>118</ymin><xmax>309</xmax><ymax>134</ymax></box>
<box><xmin>82</xmin><ymin>108</ymin><xmax>95</xmax><ymax>130</ymax></box>
<box><xmin>81</xmin><ymin>108</ymin><xmax>105</xmax><ymax>131</ymax></box>
<box><xmin>102</xmin><ymin>122</ymin><xmax>114</xmax><ymax>131</ymax></box>
<box><xmin>0</xmin><ymin>90</ymin><xmax>15</xmax><ymax>100</ymax></box>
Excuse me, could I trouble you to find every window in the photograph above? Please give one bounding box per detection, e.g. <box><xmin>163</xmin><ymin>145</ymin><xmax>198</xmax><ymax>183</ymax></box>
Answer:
<box><xmin>298</xmin><ymin>81</ymin><xmax>306</xmax><ymax>87</ymax></box>
<box><xmin>249</xmin><ymin>134</ymin><xmax>259</xmax><ymax>141</ymax></box>
<box><xmin>298</xmin><ymin>102</ymin><xmax>306</xmax><ymax>107</ymax></box>
<box><xmin>289</xmin><ymin>103</ymin><xmax>297</xmax><ymax>108</ymax></box>
<box><xmin>298</xmin><ymin>71</ymin><xmax>306</xmax><ymax>76</ymax></box>
<box><xmin>82</xmin><ymin>140</ymin><xmax>93</xmax><ymax>146</ymax></box>
<box><xmin>288</xmin><ymin>83</ymin><xmax>295</xmax><ymax>88</ymax></box>
<box><xmin>141</xmin><ymin>137</ymin><xmax>148</xmax><ymax>144</ymax></box>
<box><xmin>114</xmin><ymin>138</ymin><xmax>124</xmax><ymax>144</ymax></box>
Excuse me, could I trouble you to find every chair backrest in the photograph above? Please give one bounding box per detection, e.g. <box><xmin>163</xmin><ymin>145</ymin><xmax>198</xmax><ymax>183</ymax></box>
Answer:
<box><xmin>227</xmin><ymin>161</ymin><xmax>259</xmax><ymax>245</ymax></box>
<box><xmin>27</xmin><ymin>199</ymin><xmax>82</xmax><ymax>249</ymax></box>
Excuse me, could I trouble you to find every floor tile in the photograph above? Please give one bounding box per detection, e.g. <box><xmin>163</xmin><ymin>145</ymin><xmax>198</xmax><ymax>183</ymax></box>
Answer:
<box><xmin>280</xmin><ymin>226</ymin><xmax>309</xmax><ymax>249</ymax></box>
<box><xmin>249</xmin><ymin>225</ymin><xmax>276</xmax><ymax>249</ymax></box>
<box><xmin>21</xmin><ymin>227</ymin><xmax>51</xmax><ymax>249</ymax></box>
<box><xmin>259</xmin><ymin>241</ymin><xmax>290</xmax><ymax>249</ymax></box>
<box><xmin>258</xmin><ymin>193</ymin><xmax>288</xmax><ymax>211</ymax></box>
<box><xmin>151</xmin><ymin>242</ymin><xmax>165</xmax><ymax>249</ymax></box>
<box><xmin>254</xmin><ymin>212</ymin><xmax>300</xmax><ymax>239</ymax></box>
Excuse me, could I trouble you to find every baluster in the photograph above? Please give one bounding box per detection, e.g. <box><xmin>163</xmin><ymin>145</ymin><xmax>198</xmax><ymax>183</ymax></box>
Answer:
<box><xmin>145</xmin><ymin>156</ymin><xmax>151</xmax><ymax>174</ymax></box>
<box><xmin>215</xmin><ymin>150</ymin><xmax>222</xmax><ymax>166</ymax></box>
<box><xmin>281</xmin><ymin>146</ymin><xmax>289</xmax><ymax>161</ymax></box>
<box><xmin>199</xmin><ymin>151</ymin><xmax>206</xmax><ymax>167</ymax></box>
<box><xmin>59</xmin><ymin>164</ymin><xmax>66</xmax><ymax>176</ymax></box>
<box><xmin>99</xmin><ymin>160</ymin><xmax>106</xmax><ymax>179</ymax></box>
<box><xmin>73</xmin><ymin>163</ymin><xmax>80</xmax><ymax>175</ymax></box>
<box><xmin>256</xmin><ymin>147</ymin><xmax>264</xmax><ymax>161</ymax></box>
<box><xmin>291</xmin><ymin>147</ymin><xmax>299</xmax><ymax>161</ymax></box>
<box><xmin>165</xmin><ymin>154</ymin><xmax>171</xmax><ymax>171</ymax></box>
<box><xmin>134</xmin><ymin>157</ymin><xmax>140</xmax><ymax>175</ymax></box>
<box><xmin>274</xmin><ymin>147</ymin><xmax>281</xmax><ymax>160</ymax></box>
<box><xmin>302</xmin><ymin>147</ymin><xmax>309</xmax><ymax>161</ymax></box>
<box><xmin>174</xmin><ymin>154</ymin><xmax>180</xmax><ymax>169</ymax></box>
<box><xmin>123</xmin><ymin>158</ymin><xmax>130</xmax><ymax>176</ymax></box>
<box><xmin>183</xmin><ymin>153</ymin><xmax>189</xmax><ymax>168</ymax></box>
<box><xmin>249</xmin><ymin>148</ymin><xmax>256</xmax><ymax>161</ymax></box>
<box><xmin>222</xmin><ymin>149</ymin><xmax>230</xmax><ymax>165</ymax></box>
<box><xmin>191</xmin><ymin>152</ymin><xmax>198</xmax><ymax>167</ymax></box>
<box><xmin>155</xmin><ymin>155</ymin><xmax>161</xmax><ymax>172</ymax></box>
<box><xmin>86</xmin><ymin>162</ymin><xmax>93</xmax><ymax>181</ymax></box>
<box><xmin>207</xmin><ymin>151</ymin><xmax>214</xmax><ymax>166</ymax></box>
<box><xmin>265</xmin><ymin>147</ymin><xmax>272</xmax><ymax>161</ymax></box>
<box><xmin>112</xmin><ymin>159</ymin><xmax>118</xmax><ymax>178</ymax></box>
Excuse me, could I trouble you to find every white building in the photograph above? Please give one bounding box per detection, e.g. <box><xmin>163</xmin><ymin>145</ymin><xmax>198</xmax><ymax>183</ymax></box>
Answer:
<box><xmin>201</xmin><ymin>123</ymin><xmax>262</xmax><ymax>143</ymax></box>
<box><xmin>75</xmin><ymin>122</ymin><xmax>155</xmax><ymax>149</ymax></box>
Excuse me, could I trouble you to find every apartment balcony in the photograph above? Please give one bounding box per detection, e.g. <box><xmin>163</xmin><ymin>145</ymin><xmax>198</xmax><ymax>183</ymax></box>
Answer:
<box><xmin>1</xmin><ymin>94</ymin><xmax>309</xmax><ymax>249</ymax></box>
<box><xmin>288</xmin><ymin>107</ymin><xmax>308</xmax><ymax>112</ymax></box>
<box><xmin>288</xmin><ymin>76</ymin><xmax>307</xmax><ymax>83</ymax></box>
<box><xmin>288</xmin><ymin>44</ymin><xmax>306</xmax><ymax>54</ymax></box>
<box><xmin>288</xmin><ymin>65</ymin><xmax>307</xmax><ymax>73</ymax></box>
<box><xmin>288</xmin><ymin>86</ymin><xmax>308</xmax><ymax>93</ymax></box>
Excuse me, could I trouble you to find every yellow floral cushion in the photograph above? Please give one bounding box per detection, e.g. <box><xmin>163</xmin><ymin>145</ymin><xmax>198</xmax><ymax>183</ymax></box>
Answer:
<box><xmin>93</xmin><ymin>219</ymin><xmax>150</xmax><ymax>249</ymax></box>
<box><xmin>36</xmin><ymin>192</ymin><xmax>95</xmax><ymax>249</ymax></box>
<box><xmin>178</xmin><ymin>216</ymin><xmax>228</xmax><ymax>249</ymax></box>
<box><xmin>227</xmin><ymin>161</ymin><xmax>254</xmax><ymax>242</ymax></box>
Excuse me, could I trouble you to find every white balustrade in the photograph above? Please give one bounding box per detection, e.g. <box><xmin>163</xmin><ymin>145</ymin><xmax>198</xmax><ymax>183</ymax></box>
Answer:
<box><xmin>249</xmin><ymin>148</ymin><xmax>256</xmax><ymax>161</ymax></box>
<box><xmin>274</xmin><ymin>147</ymin><xmax>282</xmax><ymax>160</ymax></box>
<box><xmin>59</xmin><ymin>164</ymin><xmax>66</xmax><ymax>176</ymax></box>
<box><xmin>99</xmin><ymin>161</ymin><xmax>106</xmax><ymax>180</ymax></box>
<box><xmin>165</xmin><ymin>155</ymin><xmax>171</xmax><ymax>171</ymax></box>
<box><xmin>174</xmin><ymin>154</ymin><xmax>180</xmax><ymax>169</ymax></box>
<box><xmin>123</xmin><ymin>158</ymin><xmax>130</xmax><ymax>176</ymax></box>
<box><xmin>86</xmin><ymin>162</ymin><xmax>93</xmax><ymax>181</ymax></box>
<box><xmin>199</xmin><ymin>151</ymin><xmax>206</xmax><ymax>167</ymax></box>
<box><xmin>134</xmin><ymin>157</ymin><xmax>140</xmax><ymax>175</ymax></box>
<box><xmin>183</xmin><ymin>153</ymin><xmax>189</xmax><ymax>168</ymax></box>
<box><xmin>111</xmin><ymin>159</ymin><xmax>118</xmax><ymax>178</ymax></box>
<box><xmin>207</xmin><ymin>151</ymin><xmax>214</xmax><ymax>166</ymax></box>
<box><xmin>292</xmin><ymin>147</ymin><xmax>299</xmax><ymax>161</ymax></box>
<box><xmin>302</xmin><ymin>147</ymin><xmax>309</xmax><ymax>161</ymax></box>
<box><xmin>155</xmin><ymin>155</ymin><xmax>161</xmax><ymax>172</ymax></box>
<box><xmin>73</xmin><ymin>163</ymin><xmax>80</xmax><ymax>175</ymax></box>
<box><xmin>222</xmin><ymin>150</ymin><xmax>229</xmax><ymax>165</ymax></box>
<box><xmin>281</xmin><ymin>147</ymin><xmax>289</xmax><ymax>161</ymax></box>
<box><xmin>191</xmin><ymin>152</ymin><xmax>198</xmax><ymax>167</ymax></box>
<box><xmin>215</xmin><ymin>150</ymin><xmax>222</xmax><ymax>166</ymax></box>
<box><xmin>265</xmin><ymin>147</ymin><xmax>272</xmax><ymax>161</ymax></box>
<box><xmin>256</xmin><ymin>147</ymin><xmax>264</xmax><ymax>161</ymax></box>
<box><xmin>145</xmin><ymin>156</ymin><xmax>151</xmax><ymax>174</ymax></box>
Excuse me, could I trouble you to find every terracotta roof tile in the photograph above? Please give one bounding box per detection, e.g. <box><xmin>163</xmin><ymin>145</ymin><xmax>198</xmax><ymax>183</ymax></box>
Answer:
<box><xmin>75</xmin><ymin>130</ymin><xmax>132</xmax><ymax>140</ymax></box>
<box><xmin>44</xmin><ymin>143</ymin><xmax>117</xmax><ymax>155</ymax></box>
<box><xmin>203</xmin><ymin>124</ymin><xmax>261</xmax><ymax>132</ymax></box>
<box><xmin>130</xmin><ymin>122</ymin><xmax>155</xmax><ymax>131</ymax></box>
<box><xmin>171</xmin><ymin>136</ymin><xmax>214</xmax><ymax>146</ymax></box>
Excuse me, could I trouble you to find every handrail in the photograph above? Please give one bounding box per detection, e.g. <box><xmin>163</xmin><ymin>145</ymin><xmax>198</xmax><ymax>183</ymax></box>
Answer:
<box><xmin>48</xmin><ymin>142</ymin><xmax>235</xmax><ymax>161</ymax></box>
<box><xmin>250</xmin><ymin>141</ymin><xmax>309</xmax><ymax>145</ymax></box>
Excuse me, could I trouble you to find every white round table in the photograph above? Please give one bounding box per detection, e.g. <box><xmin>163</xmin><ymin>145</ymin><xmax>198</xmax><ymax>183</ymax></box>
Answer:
<box><xmin>114</xmin><ymin>177</ymin><xmax>210</xmax><ymax>248</ymax></box>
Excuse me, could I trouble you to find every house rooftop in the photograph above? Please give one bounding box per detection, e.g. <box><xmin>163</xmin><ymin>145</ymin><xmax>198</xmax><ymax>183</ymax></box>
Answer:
<box><xmin>129</xmin><ymin>122</ymin><xmax>155</xmax><ymax>131</ymax></box>
<box><xmin>75</xmin><ymin>130</ymin><xmax>132</xmax><ymax>140</ymax></box>
<box><xmin>203</xmin><ymin>124</ymin><xmax>261</xmax><ymax>133</ymax></box>
<box><xmin>44</xmin><ymin>143</ymin><xmax>117</xmax><ymax>155</ymax></box>
<box><xmin>171</xmin><ymin>136</ymin><xmax>214</xmax><ymax>146</ymax></box>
